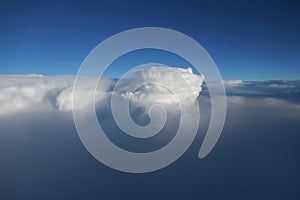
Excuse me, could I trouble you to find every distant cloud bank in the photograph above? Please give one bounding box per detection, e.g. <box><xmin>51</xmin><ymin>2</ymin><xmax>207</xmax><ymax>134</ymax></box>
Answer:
<box><xmin>1</xmin><ymin>67</ymin><xmax>299</xmax><ymax>116</ymax></box>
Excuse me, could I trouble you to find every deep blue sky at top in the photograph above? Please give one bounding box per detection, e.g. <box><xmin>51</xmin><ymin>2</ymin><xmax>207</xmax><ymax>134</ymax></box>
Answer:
<box><xmin>0</xmin><ymin>0</ymin><xmax>299</xmax><ymax>80</ymax></box>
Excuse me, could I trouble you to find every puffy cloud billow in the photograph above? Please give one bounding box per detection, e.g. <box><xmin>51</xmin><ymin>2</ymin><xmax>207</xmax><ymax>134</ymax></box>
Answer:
<box><xmin>117</xmin><ymin>67</ymin><xmax>204</xmax><ymax>107</ymax></box>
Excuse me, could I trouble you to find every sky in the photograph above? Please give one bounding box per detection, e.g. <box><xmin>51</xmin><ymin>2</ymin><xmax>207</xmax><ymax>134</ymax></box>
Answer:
<box><xmin>0</xmin><ymin>1</ymin><xmax>300</xmax><ymax>197</ymax></box>
<box><xmin>0</xmin><ymin>0</ymin><xmax>299</xmax><ymax>80</ymax></box>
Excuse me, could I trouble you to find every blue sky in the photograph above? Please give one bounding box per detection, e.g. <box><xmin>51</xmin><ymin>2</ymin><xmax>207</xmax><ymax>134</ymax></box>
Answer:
<box><xmin>0</xmin><ymin>0</ymin><xmax>299</xmax><ymax>80</ymax></box>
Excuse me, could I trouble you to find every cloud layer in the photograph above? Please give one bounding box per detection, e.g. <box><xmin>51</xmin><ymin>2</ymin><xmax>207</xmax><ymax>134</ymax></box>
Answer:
<box><xmin>0</xmin><ymin>66</ymin><xmax>205</xmax><ymax>115</ymax></box>
<box><xmin>0</xmin><ymin>67</ymin><xmax>300</xmax><ymax>199</ymax></box>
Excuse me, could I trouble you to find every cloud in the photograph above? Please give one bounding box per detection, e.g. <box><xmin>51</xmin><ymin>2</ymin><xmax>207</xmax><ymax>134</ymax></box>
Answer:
<box><xmin>0</xmin><ymin>75</ymin><xmax>71</xmax><ymax>114</ymax></box>
<box><xmin>200</xmin><ymin>79</ymin><xmax>300</xmax><ymax>104</ymax></box>
<box><xmin>0</xmin><ymin>66</ymin><xmax>206</xmax><ymax>152</ymax></box>
<box><xmin>0</xmin><ymin>67</ymin><xmax>300</xmax><ymax>199</ymax></box>
<box><xmin>226</xmin><ymin>80</ymin><xmax>300</xmax><ymax>102</ymax></box>
<box><xmin>0</xmin><ymin>75</ymin><xmax>110</xmax><ymax>114</ymax></box>
<box><xmin>0</xmin><ymin>66</ymin><xmax>205</xmax><ymax>115</ymax></box>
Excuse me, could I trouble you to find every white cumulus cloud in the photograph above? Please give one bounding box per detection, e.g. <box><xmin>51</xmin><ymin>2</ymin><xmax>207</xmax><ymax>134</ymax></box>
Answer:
<box><xmin>0</xmin><ymin>66</ymin><xmax>205</xmax><ymax>115</ymax></box>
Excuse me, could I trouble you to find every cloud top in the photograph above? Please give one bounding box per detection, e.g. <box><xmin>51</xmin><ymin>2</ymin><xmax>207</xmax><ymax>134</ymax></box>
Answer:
<box><xmin>116</xmin><ymin>67</ymin><xmax>205</xmax><ymax>107</ymax></box>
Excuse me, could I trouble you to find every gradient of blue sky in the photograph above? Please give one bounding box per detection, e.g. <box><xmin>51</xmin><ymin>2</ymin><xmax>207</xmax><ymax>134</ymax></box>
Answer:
<box><xmin>0</xmin><ymin>0</ymin><xmax>299</xmax><ymax>80</ymax></box>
